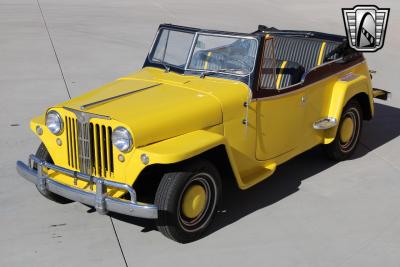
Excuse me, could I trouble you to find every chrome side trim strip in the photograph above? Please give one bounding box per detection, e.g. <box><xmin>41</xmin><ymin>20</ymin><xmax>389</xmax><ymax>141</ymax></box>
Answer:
<box><xmin>340</xmin><ymin>72</ymin><xmax>360</xmax><ymax>81</ymax></box>
<box><xmin>80</xmin><ymin>83</ymin><xmax>162</xmax><ymax>110</ymax></box>
<box><xmin>16</xmin><ymin>156</ymin><xmax>158</xmax><ymax>219</ymax></box>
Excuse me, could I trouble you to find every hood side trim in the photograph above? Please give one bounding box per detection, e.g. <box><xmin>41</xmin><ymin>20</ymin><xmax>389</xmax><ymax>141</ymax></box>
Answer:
<box><xmin>80</xmin><ymin>83</ymin><xmax>162</xmax><ymax>110</ymax></box>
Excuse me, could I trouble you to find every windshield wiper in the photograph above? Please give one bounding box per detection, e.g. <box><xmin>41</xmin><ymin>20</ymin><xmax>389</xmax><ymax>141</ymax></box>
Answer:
<box><xmin>200</xmin><ymin>69</ymin><xmax>242</xmax><ymax>78</ymax></box>
<box><xmin>200</xmin><ymin>71</ymin><xmax>218</xmax><ymax>78</ymax></box>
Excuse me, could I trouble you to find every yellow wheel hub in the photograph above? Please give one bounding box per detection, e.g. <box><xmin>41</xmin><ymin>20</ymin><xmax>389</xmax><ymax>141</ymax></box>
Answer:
<box><xmin>181</xmin><ymin>185</ymin><xmax>207</xmax><ymax>219</ymax></box>
<box><xmin>340</xmin><ymin>117</ymin><xmax>354</xmax><ymax>143</ymax></box>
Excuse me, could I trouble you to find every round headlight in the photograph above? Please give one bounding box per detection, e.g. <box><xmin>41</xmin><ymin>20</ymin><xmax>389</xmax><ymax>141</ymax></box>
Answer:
<box><xmin>46</xmin><ymin>110</ymin><xmax>63</xmax><ymax>135</ymax></box>
<box><xmin>112</xmin><ymin>127</ymin><xmax>133</xmax><ymax>152</ymax></box>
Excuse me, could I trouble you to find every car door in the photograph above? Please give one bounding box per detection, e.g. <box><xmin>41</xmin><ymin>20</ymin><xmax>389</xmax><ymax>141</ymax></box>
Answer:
<box><xmin>256</xmin><ymin>89</ymin><xmax>306</xmax><ymax>160</ymax></box>
<box><xmin>255</xmin><ymin>37</ymin><xmax>306</xmax><ymax>160</ymax></box>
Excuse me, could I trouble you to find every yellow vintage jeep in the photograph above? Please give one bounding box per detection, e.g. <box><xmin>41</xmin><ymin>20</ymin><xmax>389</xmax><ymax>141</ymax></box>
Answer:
<box><xmin>17</xmin><ymin>24</ymin><xmax>389</xmax><ymax>243</ymax></box>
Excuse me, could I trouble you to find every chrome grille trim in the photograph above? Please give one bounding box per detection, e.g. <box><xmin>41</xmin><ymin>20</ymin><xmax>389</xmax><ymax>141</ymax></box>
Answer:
<box><xmin>65</xmin><ymin>116</ymin><xmax>78</xmax><ymax>169</ymax></box>
<box><xmin>64</xmin><ymin>107</ymin><xmax>114</xmax><ymax>179</ymax></box>
<box><xmin>77</xmin><ymin>121</ymin><xmax>92</xmax><ymax>176</ymax></box>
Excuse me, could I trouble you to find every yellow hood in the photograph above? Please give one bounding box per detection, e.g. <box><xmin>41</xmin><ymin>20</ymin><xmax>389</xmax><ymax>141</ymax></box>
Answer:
<box><xmin>58</xmin><ymin>68</ymin><xmax>230</xmax><ymax>147</ymax></box>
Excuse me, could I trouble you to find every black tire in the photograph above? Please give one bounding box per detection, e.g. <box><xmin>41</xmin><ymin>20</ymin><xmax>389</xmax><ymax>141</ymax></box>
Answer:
<box><xmin>324</xmin><ymin>99</ymin><xmax>363</xmax><ymax>161</ymax></box>
<box><xmin>34</xmin><ymin>143</ymin><xmax>72</xmax><ymax>204</ymax></box>
<box><xmin>155</xmin><ymin>159</ymin><xmax>221</xmax><ymax>243</ymax></box>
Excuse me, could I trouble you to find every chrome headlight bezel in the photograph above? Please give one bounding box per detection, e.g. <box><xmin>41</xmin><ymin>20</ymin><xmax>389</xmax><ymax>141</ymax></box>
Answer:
<box><xmin>112</xmin><ymin>126</ymin><xmax>133</xmax><ymax>153</ymax></box>
<box><xmin>46</xmin><ymin>110</ymin><xmax>63</xmax><ymax>135</ymax></box>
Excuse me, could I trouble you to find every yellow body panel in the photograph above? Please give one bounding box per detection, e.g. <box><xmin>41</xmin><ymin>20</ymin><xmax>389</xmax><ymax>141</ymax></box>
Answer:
<box><xmin>31</xmin><ymin>61</ymin><xmax>373</xmax><ymax>196</ymax></box>
<box><xmin>253</xmin><ymin>61</ymin><xmax>373</xmax><ymax>174</ymax></box>
<box><xmin>256</xmin><ymin>89</ymin><xmax>305</xmax><ymax>160</ymax></box>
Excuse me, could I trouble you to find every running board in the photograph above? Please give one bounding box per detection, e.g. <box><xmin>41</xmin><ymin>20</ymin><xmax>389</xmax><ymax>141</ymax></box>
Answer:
<box><xmin>313</xmin><ymin>117</ymin><xmax>337</xmax><ymax>130</ymax></box>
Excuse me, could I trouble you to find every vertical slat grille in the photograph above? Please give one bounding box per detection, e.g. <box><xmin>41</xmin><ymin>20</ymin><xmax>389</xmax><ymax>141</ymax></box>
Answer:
<box><xmin>65</xmin><ymin>116</ymin><xmax>114</xmax><ymax>179</ymax></box>
<box><xmin>65</xmin><ymin>117</ymin><xmax>79</xmax><ymax>169</ymax></box>
<box><xmin>102</xmin><ymin>126</ymin><xmax>108</xmax><ymax>176</ymax></box>
<box><xmin>107</xmin><ymin>126</ymin><xmax>114</xmax><ymax>174</ymax></box>
<box><xmin>95</xmin><ymin>124</ymin><xmax>102</xmax><ymax>176</ymax></box>
<box><xmin>78</xmin><ymin>121</ymin><xmax>91</xmax><ymax>175</ymax></box>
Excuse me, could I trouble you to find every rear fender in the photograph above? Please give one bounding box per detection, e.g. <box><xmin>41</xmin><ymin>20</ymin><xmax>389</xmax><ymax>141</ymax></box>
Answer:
<box><xmin>323</xmin><ymin>74</ymin><xmax>373</xmax><ymax>144</ymax></box>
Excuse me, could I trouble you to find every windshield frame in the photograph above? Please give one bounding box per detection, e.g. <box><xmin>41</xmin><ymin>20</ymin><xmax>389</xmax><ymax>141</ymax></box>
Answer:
<box><xmin>146</xmin><ymin>26</ymin><xmax>259</xmax><ymax>78</ymax></box>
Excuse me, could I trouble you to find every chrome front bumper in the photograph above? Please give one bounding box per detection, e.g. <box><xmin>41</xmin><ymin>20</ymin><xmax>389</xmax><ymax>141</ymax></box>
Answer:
<box><xmin>16</xmin><ymin>155</ymin><xmax>158</xmax><ymax>219</ymax></box>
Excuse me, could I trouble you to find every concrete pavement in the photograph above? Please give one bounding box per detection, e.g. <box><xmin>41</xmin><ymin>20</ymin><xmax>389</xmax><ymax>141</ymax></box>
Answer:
<box><xmin>1</xmin><ymin>0</ymin><xmax>399</xmax><ymax>266</ymax></box>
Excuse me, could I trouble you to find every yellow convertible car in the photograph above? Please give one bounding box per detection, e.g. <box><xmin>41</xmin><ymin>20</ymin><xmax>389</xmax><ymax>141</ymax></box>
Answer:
<box><xmin>17</xmin><ymin>24</ymin><xmax>389</xmax><ymax>243</ymax></box>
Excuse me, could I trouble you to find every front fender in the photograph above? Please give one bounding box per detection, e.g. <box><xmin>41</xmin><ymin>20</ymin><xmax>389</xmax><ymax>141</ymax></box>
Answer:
<box><xmin>323</xmin><ymin>74</ymin><xmax>373</xmax><ymax>144</ymax></box>
<box><xmin>135</xmin><ymin>130</ymin><xmax>227</xmax><ymax>164</ymax></box>
<box><xmin>125</xmin><ymin>127</ymin><xmax>241</xmax><ymax>187</ymax></box>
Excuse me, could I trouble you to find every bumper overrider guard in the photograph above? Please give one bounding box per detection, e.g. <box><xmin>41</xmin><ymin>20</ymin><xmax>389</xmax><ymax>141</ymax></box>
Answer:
<box><xmin>16</xmin><ymin>155</ymin><xmax>158</xmax><ymax>219</ymax></box>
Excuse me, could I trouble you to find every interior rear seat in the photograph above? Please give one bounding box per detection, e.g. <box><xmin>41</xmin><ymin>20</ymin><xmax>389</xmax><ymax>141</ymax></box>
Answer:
<box><xmin>273</xmin><ymin>36</ymin><xmax>340</xmax><ymax>70</ymax></box>
<box><xmin>260</xmin><ymin>36</ymin><xmax>340</xmax><ymax>89</ymax></box>
<box><xmin>275</xmin><ymin>60</ymin><xmax>304</xmax><ymax>89</ymax></box>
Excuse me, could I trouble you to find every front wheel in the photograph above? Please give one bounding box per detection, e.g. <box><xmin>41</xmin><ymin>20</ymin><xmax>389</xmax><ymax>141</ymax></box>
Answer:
<box><xmin>155</xmin><ymin>159</ymin><xmax>221</xmax><ymax>243</ymax></box>
<box><xmin>324</xmin><ymin>99</ymin><xmax>363</xmax><ymax>161</ymax></box>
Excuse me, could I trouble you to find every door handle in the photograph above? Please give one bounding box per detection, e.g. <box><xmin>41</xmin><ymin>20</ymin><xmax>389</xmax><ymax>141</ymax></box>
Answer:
<box><xmin>301</xmin><ymin>95</ymin><xmax>307</xmax><ymax>104</ymax></box>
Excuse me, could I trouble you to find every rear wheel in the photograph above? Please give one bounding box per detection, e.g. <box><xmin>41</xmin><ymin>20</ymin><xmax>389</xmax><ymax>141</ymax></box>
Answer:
<box><xmin>155</xmin><ymin>159</ymin><xmax>221</xmax><ymax>243</ymax></box>
<box><xmin>324</xmin><ymin>99</ymin><xmax>363</xmax><ymax>161</ymax></box>
<box><xmin>34</xmin><ymin>143</ymin><xmax>72</xmax><ymax>204</ymax></box>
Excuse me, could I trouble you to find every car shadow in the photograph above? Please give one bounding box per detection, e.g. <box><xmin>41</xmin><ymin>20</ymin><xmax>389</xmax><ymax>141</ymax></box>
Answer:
<box><xmin>109</xmin><ymin>103</ymin><xmax>400</xmax><ymax>238</ymax></box>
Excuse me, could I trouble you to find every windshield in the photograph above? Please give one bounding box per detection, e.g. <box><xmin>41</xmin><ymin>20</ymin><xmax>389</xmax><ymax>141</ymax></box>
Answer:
<box><xmin>149</xmin><ymin>29</ymin><xmax>258</xmax><ymax>76</ymax></box>
<box><xmin>151</xmin><ymin>29</ymin><xmax>195</xmax><ymax>68</ymax></box>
